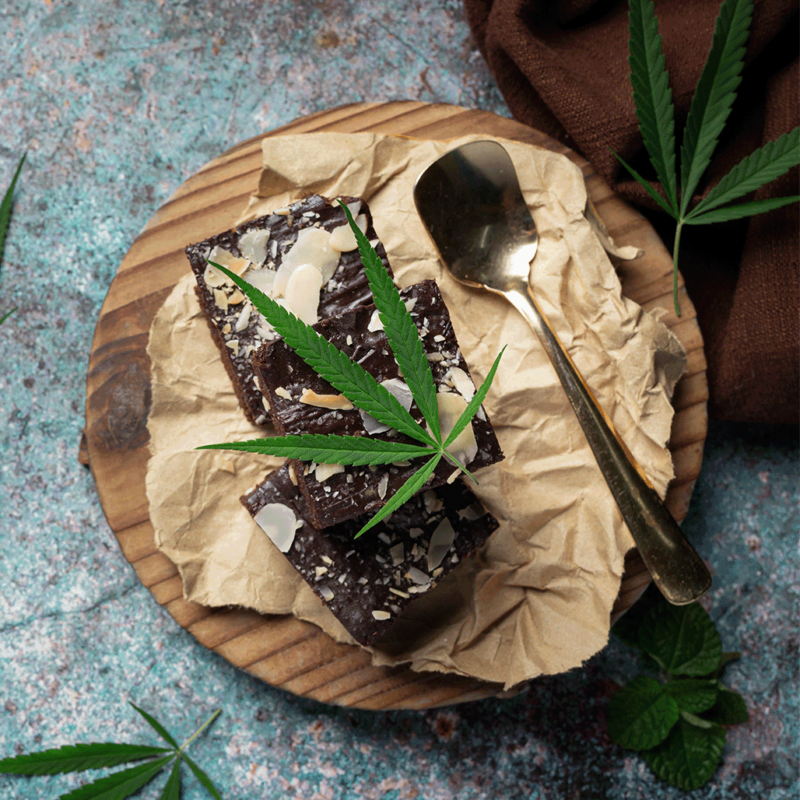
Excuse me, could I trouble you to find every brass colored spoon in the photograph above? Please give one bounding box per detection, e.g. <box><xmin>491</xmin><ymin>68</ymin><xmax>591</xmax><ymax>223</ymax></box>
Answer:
<box><xmin>414</xmin><ymin>140</ymin><xmax>711</xmax><ymax>605</ymax></box>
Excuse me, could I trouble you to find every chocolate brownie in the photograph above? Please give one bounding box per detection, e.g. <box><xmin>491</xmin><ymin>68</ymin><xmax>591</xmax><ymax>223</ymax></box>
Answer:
<box><xmin>253</xmin><ymin>280</ymin><xmax>504</xmax><ymax>529</ymax></box>
<box><xmin>186</xmin><ymin>194</ymin><xmax>392</xmax><ymax>425</ymax></box>
<box><xmin>242</xmin><ymin>464</ymin><xmax>500</xmax><ymax>646</ymax></box>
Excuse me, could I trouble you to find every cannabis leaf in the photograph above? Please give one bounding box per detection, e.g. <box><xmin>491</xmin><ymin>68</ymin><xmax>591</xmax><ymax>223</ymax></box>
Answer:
<box><xmin>200</xmin><ymin>200</ymin><xmax>503</xmax><ymax>538</ymax></box>
<box><xmin>0</xmin><ymin>153</ymin><xmax>25</xmax><ymax>326</ymax></box>
<box><xmin>608</xmin><ymin>588</ymin><xmax>748</xmax><ymax>791</ymax></box>
<box><xmin>0</xmin><ymin>703</ymin><xmax>222</xmax><ymax>800</ymax></box>
<box><xmin>614</xmin><ymin>0</ymin><xmax>800</xmax><ymax>316</ymax></box>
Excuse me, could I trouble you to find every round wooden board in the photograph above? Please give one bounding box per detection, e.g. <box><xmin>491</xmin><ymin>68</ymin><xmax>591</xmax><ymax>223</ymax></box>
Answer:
<box><xmin>84</xmin><ymin>101</ymin><xmax>708</xmax><ymax>710</ymax></box>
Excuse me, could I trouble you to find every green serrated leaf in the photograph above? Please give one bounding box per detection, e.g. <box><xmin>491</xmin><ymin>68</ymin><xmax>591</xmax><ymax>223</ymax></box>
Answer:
<box><xmin>703</xmin><ymin>687</ymin><xmax>749</xmax><ymax>726</ymax></box>
<box><xmin>58</xmin><ymin>756</ymin><xmax>174</xmax><ymax>800</ymax></box>
<box><xmin>0</xmin><ymin>153</ymin><xmax>26</xmax><ymax>265</ymax></box>
<box><xmin>355</xmin><ymin>454</ymin><xmax>441</xmax><ymax>539</ymax></box>
<box><xmin>643</xmin><ymin>716</ymin><xmax>726</xmax><ymax>791</ymax></box>
<box><xmin>338</xmin><ymin>199</ymin><xmax>442</xmax><ymax>443</ymax></box>
<box><xmin>444</xmin><ymin>346</ymin><xmax>505</xmax><ymax>450</ymax></box>
<box><xmin>689</xmin><ymin>127</ymin><xmax>800</xmax><ymax>216</ymax></box>
<box><xmin>0</xmin><ymin>743</ymin><xmax>171</xmax><ymax>776</ymax></box>
<box><xmin>639</xmin><ymin>602</ymin><xmax>722</xmax><ymax>677</ymax></box>
<box><xmin>607</xmin><ymin>676</ymin><xmax>680</xmax><ymax>751</ymax></box>
<box><xmin>210</xmin><ymin>262</ymin><xmax>435</xmax><ymax>448</ymax></box>
<box><xmin>129</xmin><ymin>703</ymin><xmax>180</xmax><ymax>750</ymax></box>
<box><xmin>198</xmin><ymin>434</ymin><xmax>435</xmax><ymax>466</ymax></box>
<box><xmin>611</xmin><ymin>149</ymin><xmax>678</xmax><ymax>217</ymax></box>
<box><xmin>183</xmin><ymin>753</ymin><xmax>222</xmax><ymax>800</ymax></box>
<box><xmin>627</xmin><ymin>0</ymin><xmax>678</xmax><ymax>210</ymax></box>
<box><xmin>679</xmin><ymin>0</ymin><xmax>753</xmax><ymax>214</ymax></box>
<box><xmin>159</xmin><ymin>758</ymin><xmax>181</xmax><ymax>800</ymax></box>
<box><xmin>664</xmin><ymin>679</ymin><xmax>719</xmax><ymax>714</ymax></box>
<box><xmin>684</xmin><ymin>195</ymin><xmax>800</xmax><ymax>225</ymax></box>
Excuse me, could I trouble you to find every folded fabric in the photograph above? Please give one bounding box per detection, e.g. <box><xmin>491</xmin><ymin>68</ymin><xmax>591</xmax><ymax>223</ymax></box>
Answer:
<box><xmin>465</xmin><ymin>0</ymin><xmax>799</xmax><ymax>423</ymax></box>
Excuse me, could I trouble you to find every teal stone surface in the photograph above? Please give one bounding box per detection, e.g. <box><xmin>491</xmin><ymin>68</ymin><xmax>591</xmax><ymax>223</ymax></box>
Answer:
<box><xmin>1</xmin><ymin>2</ymin><xmax>798</xmax><ymax>798</ymax></box>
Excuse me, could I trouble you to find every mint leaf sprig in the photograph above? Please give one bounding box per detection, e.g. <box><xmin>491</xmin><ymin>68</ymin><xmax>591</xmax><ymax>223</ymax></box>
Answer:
<box><xmin>608</xmin><ymin>592</ymin><xmax>748</xmax><ymax>791</ymax></box>
<box><xmin>199</xmin><ymin>200</ymin><xmax>504</xmax><ymax>538</ymax></box>
<box><xmin>0</xmin><ymin>702</ymin><xmax>222</xmax><ymax>799</ymax></box>
<box><xmin>0</xmin><ymin>153</ymin><xmax>25</xmax><ymax>326</ymax></box>
<box><xmin>614</xmin><ymin>0</ymin><xmax>800</xmax><ymax>317</ymax></box>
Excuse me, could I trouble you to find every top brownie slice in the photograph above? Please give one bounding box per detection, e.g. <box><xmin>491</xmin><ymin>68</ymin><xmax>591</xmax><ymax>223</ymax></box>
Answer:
<box><xmin>186</xmin><ymin>194</ymin><xmax>392</xmax><ymax>425</ymax></box>
<box><xmin>252</xmin><ymin>280</ymin><xmax>504</xmax><ymax>529</ymax></box>
<box><xmin>241</xmin><ymin>464</ymin><xmax>501</xmax><ymax>646</ymax></box>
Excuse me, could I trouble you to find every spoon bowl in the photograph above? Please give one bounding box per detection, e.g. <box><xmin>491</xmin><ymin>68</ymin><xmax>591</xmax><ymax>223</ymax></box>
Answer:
<box><xmin>414</xmin><ymin>140</ymin><xmax>711</xmax><ymax>606</ymax></box>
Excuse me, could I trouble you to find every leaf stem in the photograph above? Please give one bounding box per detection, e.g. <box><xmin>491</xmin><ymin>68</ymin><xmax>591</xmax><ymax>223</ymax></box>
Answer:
<box><xmin>672</xmin><ymin>220</ymin><xmax>684</xmax><ymax>317</ymax></box>
<box><xmin>179</xmin><ymin>709</ymin><xmax>221</xmax><ymax>753</ymax></box>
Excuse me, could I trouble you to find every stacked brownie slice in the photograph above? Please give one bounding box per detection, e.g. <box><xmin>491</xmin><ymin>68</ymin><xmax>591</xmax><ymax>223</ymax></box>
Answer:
<box><xmin>188</xmin><ymin>195</ymin><xmax>504</xmax><ymax>645</ymax></box>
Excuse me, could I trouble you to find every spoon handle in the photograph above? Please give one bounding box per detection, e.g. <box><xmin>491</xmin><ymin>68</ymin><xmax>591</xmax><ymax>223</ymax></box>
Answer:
<box><xmin>504</xmin><ymin>284</ymin><xmax>711</xmax><ymax>605</ymax></box>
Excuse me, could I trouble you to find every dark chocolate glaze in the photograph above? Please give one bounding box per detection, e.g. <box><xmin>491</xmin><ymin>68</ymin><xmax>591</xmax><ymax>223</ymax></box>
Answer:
<box><xmin>185</xmin><ymin>194</ymin><xmax>393</xmax><ymax>425</ymax></box>
<box><xmin>241</xmin><ymin>464</ymin><xmax>500</xmax><ymax>646</ymax></box>
<box><xmin>253</xmin><ymin>280</ymin><xmax>504</xmax><ymax>529</ymax></box>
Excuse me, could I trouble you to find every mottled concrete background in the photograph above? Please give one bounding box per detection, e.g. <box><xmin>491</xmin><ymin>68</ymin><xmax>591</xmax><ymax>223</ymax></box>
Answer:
<box><xmin>1</xmin><ymin>2</ymin><xmax>797</xmax><ymax>798</ymax></box>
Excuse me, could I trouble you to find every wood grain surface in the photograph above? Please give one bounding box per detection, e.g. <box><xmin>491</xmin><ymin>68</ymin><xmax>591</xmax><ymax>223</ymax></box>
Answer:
<box><xmin>84</xmin><ymin>101</ymin><xmax>708</xmax><ymax>710</ymax></box>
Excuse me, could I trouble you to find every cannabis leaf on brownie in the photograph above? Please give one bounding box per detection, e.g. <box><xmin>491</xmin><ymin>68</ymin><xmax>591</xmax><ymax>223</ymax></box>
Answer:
<box><xmin>0</xmin><ymin>703</ymin><xmax>222</xmax><ymax>800</ymax></box>
<box><xmin>608</xmin><ymin>588</ymin><xmax>748</xmax><ymax>791</ymax></box>
<box><xmin>614</xmin><ymin>0</ymin><xmax>800</xmax><ymax>316</ymax></box>
<box><xmin>0</xmin><ymin>153</ymin><xmax>26</xmax><ymax>325</ymax></box>
<box><xmin>198</xmin><ymin>200</ymin><xmax>504</xmax><ymax>538</ymax></box>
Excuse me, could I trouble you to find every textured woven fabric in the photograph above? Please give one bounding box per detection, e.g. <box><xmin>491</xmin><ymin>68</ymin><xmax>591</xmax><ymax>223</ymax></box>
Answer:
<box><xmin>466</xmin><ymin>0</ymin><xmax>799</xmax><ymax>423</ymax></box>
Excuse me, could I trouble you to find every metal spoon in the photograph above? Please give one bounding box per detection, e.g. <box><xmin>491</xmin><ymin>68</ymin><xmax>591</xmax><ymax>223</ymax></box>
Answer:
<box><xmin>414</xmin><ymin>140</ymin><xmax>711</xmax><ymax>605</ymax></box>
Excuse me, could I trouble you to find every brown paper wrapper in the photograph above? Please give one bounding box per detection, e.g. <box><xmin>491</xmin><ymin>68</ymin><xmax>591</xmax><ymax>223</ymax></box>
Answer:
<box><xmin>146</xmin><ymin>133</ymin><xmax>685</xmax><ymax>689</ymax></box>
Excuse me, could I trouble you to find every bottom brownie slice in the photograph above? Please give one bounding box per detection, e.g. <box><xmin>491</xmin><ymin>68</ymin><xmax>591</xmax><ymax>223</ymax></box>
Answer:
<box><xmin>241</xmin><ymin>465</ymin><xmax>500</xmax><ymax>646</ymax></box>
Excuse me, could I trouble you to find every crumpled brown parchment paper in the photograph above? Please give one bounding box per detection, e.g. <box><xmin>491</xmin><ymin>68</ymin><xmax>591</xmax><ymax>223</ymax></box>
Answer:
<box><xmin>146</xmin><ymin>133</ymin><xmax>686</xmax><ymax>689</ymax></box>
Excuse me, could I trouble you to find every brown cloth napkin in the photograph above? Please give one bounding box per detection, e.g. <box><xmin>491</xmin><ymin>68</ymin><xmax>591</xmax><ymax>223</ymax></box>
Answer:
<box><xmin>465</xmin><ymin>0</ymin><xmax>799</xmax><ymax>424</ymax></box>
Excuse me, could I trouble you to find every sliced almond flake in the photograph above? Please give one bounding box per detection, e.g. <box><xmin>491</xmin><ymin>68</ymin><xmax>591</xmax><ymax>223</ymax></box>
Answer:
<box><xmin>227</xmin><ymin>289</ymin><xmax>245</xmax><ymax>305</ymax></box>
<box><xmin>208</xmin><ymin>246</ymin><xmax>250</xmax><ymax>277</ymax></box>
<box><xmin>422</xmin><ymin>490</ymin><xmax>438</xmax><ymax>514</ymax></box>
<box><xmin>345</xmin><ymin>474</ymin><xmax>354</xmax><ymax>484</ymax></box>
<box><xmin>427</xmin><ymin>518</ymin><xmax>456</xmax><ymax>571</ymax></box>
<box><xmin>457</xmin><ymin>504</ymin><xmax>483</xmax><ymax>521</ymax></box>
<box><xmin>321</xmin><ymin>555</ymin><xmax>333</xmax><ymax>565</ymax></box>
<box><xmin>345</xmin><ymin>549</ymin><xmax>355</xmax><ymax>558</ymax></box>
<box><xmin>285</xmin><ymin>263</ymin><xmax>323</xmax><ymax>324</ymax></box>
<box><xmin>377</xmin><ymin>532</ymin><xmax>392</xmax><ymax>545</ymax></box>
<box><xmin>389</xmin><ymin>543</ymin><xmax>404</xmax><ymax>566</ymax></box>
<box><xmin>446</xmin><ymin>468</ymin><xmax>460</xmax><ymax>484</ymax></box>
<box><xmin>253</xmin><ymin>504</ymin><xmax>297</xmax><ymax>553</ymax></box>
<box><xmin>221</xmin><ymin>322</ymin><xmax>232</xmax><ymax>334</ymax></box>
<box><xmin>433</xmin><ymin>334</ymin><xmax>445</xmax><ymax>342</ymax></box>
<box><xmin>275</xmin><ymin>387</ymin><xmax>292</xmax><ymax>401</ymax></box>
<box><xmin>437</xmin><ymin>392</ymin><xmax>478</xmax><ymax>466</ymax></box>
<box><xmin>288</xmin><ymin>464</ymin><xmax>299</xmax><ymax>486</ymax></box>
<box><xmin>346</xmin><ymin>334</ymin><xmax>353</xmax><ymax>346</ymax></box>
<box><xmin>409</xmin><ymin>527</ymin><xmax>425</xmax><ymax>539</ymax></box>
<box><xmin>319</xmin><ymin>586</ymin><xmax>334</xmax><ymax>602</ymax></box>
<box><xmin>407</xmin><ymin>566</ymin><xmax>430</xmax><ymax>585</ymax></box>
<box><xmin>377</xmin><ymin>474</ymin><xmax>389</xmax><ymax>500</ymax></box>
<box><xmin>286</xmin><ymin>214</ymin><xmax>294</xmax><ymax>227</ymax></box>
<box><xmin>298</xmin><ymin>389</ymin><xmax>354</xmax><ymax>410</ymax></box>
<box><xmin>360</xmin><ymin>377</ymin><xmax>413</xmax><ymax>435</ymax></box>
<box><xmin>358</xmin><ymin>577</ymin><xmax>368</xmax><ymax>585</ymax></box>
<box><xmin>213</xmin><ymin>289</ymin><xmax>228</xmax><ymax>311</ymax></box>
<box><xmin>274</xmin><ymin>207</ymin><xmax>290</xmax><ymax>215</ymax></box>
<box><xmin>225</xmin><ymin>339</ymin><xmax>239</xmax><ymax>357</ymax></box>
<box><xmin>329</xmin><ymin>214</ymin><xmax>367</xmax><ymax>252</ymax></box>
<box><xmin>372</xmin><ymin>610</ymin><xmax>392</xmax><ymax>621</ymax></box>
<box><xmin>367</xmin><ymin>309</ymin><xmax>384</xmax><ymax>332</ymax></box>
<box><xmin>274</xmin><ymin>227</ymin><xmax>338</xmax><ymax>296</ymax></box>
<box><xmin>338</xmin><ymin>573</ymin><xmax>347</xmax><ymax>584</ymax></box>
<box><xmin>426</xmin><ymin>352</ymin><xmax>444</xmax><ymax>362</ymax></box>
<box><xmin>234</xmin><ymin>303</ymin><xmax>252</xmax><ymax>333</ymax></box>
<box><xmin>404</xmin><ymin>298</ymin><xmax>417</xmax><ymax>313</ymax></box>
<box><xmin>432</xmin><ymin>567</ymin><xmax>444</xmax><ymax>578</ymax></box>
<box><xmin>238</xmin><ymin>228</ymin><xmax>270</xmax><ymax>264</ymax></box>
<box><xmin>447</xmin><ymin>366</ymin><xmax>477</xmax><ymax>403</ymax></box>
<box><xmin>389</xmin><ymin>588</ymin><xmax>410</xmax><ymax>599</ymax></box>
<box><xmin>261</xmin><ymin>396</ymin><xmax>270</xmax><ymax>411</ymax></box>
<box><xmin>314</xmin><ymin>566</ymin><xmax>328</xmax><ymax>577</ymax></box>
<box><xmin>393</xmin><ymin>460</ymin><xmax>411</xmax><ymax>467</ymax></box>
<box><xmin>315</xmin><ymin>463</ymin><xmax>345</xmax><ymax>482</ymax></box>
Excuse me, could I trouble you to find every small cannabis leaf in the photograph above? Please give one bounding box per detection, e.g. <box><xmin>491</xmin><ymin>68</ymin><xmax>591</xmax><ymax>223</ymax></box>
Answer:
<box><xmin>0</xmin><ymin>703</ymin><xmax>222</xmax><ymax>800</ymax></box>
<box><xmin>608</xmin><ymin>589</ymin><xmax>749</xmax><ymax>791</ymax></box>
<box><xmin>199</xmin><ymin>200</ymin><xmax>504</xmax><ymax>538</ymax></box>
<box><xmin>614</xmin><ymin>0</ymin><xmax>800</xmax><ymax>316</ymax></box>
<box><xmin>0</xmin><ymin>153</ymin><xmax>25</xmax><ymax>326</ymax></box>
